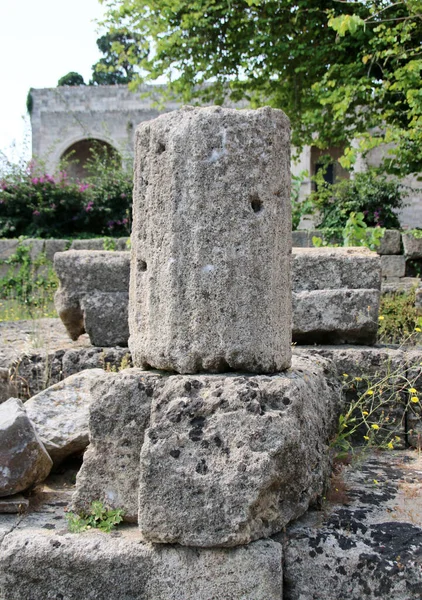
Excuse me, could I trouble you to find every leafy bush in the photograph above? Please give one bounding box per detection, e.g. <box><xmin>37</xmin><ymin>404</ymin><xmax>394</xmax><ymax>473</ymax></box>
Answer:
<box><xmin>310</xmin><ymin>166</ymin><xmax>407</xmax><ymax>231</ymax></box>
<box><xmin>0</xmin><ymin>148</ymin><xmax>132</xmax><ymax>238</ymax></box>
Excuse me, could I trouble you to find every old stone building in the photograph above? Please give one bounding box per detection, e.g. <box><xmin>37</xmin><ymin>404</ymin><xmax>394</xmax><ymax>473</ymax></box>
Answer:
<box><xmin>29</xmin><ymin>84</ymin><xmax>422</xmax><ymax>227</ymax></box>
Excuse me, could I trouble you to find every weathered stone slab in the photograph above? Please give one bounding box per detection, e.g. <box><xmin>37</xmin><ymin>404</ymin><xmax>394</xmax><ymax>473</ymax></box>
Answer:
<box><xmin>138</xmin><ymin>354</ymin><xmax>340</xmax><ymax>547</ymax></box>
<box><xmin>71</xmin><ymin>369</ymin><xmax>159</xmax><ymax>522</ymax></box>
<box><xmin>381</xmin><ymin>254</ymin><xmax>406</xmax><ymax>278</ymax></box>
<box><xmin>80</xmin><ymin>291</ymin><xmax>129</xmax><ymax>347</ymax></box>
<box><xmin>0</xmin><ymin>527</ymin><xmax>282</xmax><ymax>600</ymax></box>
<box><xmin>0</xmin><ymin>495</ymin><xmax>28</xmax><ymax>514</ymax></box>
<box><xmin>69</xmin><ymin>238</ymin><xmax>107</xmax><ymax>251</ymax></box>
<box><xmin>292</xmin><ymin>247</ymin><xmax>380</xmax><ymax>345</ymax></box>
<box><xmin>54</xmin><ymin>250</ymin><xmax>130</xmax><ymax>346</ymax></box>
<box><xmin>0</xmin><ymin>398</ymin><xmax>52</xmax><ymax>496</ymax></box>
<box><xmin>130</xmin><ymin>105</ymin><xmax>292</xmax><ymax>374</ymax></box>
<box><xmin>293</xmin><ymin>289</ymin><xmax>379</xmax><ymax>344</ymax></box>
<box><xmin>402</xmin><ymin>232</ymin><xmax>422</xmax><ymax>259</ymax></box>
<box><xmin>292</xmin><ymin>247</ymin><xmax>381</xmax><ymax>292</ymax></box>
<box><xmin>44</xmin><ymin>239</ymin><xmax>70</xmax><ymax>262</ymax></box>
<box><xmin>282</xmin><ymin>450</ymin><xmax>422</xmax><ymax>600</ymax></box>
<box><xmin>24</xmin><ymin>370</ymin><xmax>104</xmax><ymax>465</ymax></box>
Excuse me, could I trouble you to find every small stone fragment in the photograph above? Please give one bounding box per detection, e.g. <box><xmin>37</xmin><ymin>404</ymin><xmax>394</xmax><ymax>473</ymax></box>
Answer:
<box><xmin>0</xmin><ymin>398</ymin><xmax>52</xmax><ymax>497</ymax></box>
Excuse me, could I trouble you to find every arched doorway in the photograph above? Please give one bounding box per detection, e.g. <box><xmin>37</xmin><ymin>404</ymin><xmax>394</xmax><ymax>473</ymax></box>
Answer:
<box><xmin>61</xmin><ymin>139</ymin><xmax>119</xmax><ymax>180</ymax></box>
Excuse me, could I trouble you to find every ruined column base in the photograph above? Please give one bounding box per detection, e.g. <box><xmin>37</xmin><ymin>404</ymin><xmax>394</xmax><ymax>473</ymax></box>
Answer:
<box><xmin>72</xmin><ymin>354</ymin><xmax>341</xmax><ymax>546</ymax></box>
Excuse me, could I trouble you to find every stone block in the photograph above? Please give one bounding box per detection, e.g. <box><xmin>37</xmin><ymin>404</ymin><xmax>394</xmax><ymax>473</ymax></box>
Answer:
<box><xmin>402</xmin><ymin>232</ymin><xmax>422</xmax><ymax>259</ymax></box>
<box><xmin>24</xmin><ymin>369</ymin><xmax>104</xmax><ymax>465</ymax></box>
<box><xmin>0</xmin><ymin>239</ymin><xmax>18</xmax><ymax>261</ymax></box>
<box><xmin>21</xmin><ymin>239</ymin><xmax>44</xmax><ymax>261</ymax></box>
<box><xmin>0</xmin><ymin>527</ymin><xmax>282</xmax><ymax>600</ymax></box>
<box><xmin>115</xmin><ymin>237</ymin><xmax>130</xmax><ymax>251</ymax></box>
<box><xmin>71</xmin><ymin>369</ymin><xmax>159</xmax><ymax>522</ymax></box>
<box><xmin>44</xmin><ymin>239</ymin><xmax>70</xmax><ymax>262</ymax></box>
<box><xmin>130</xmin><ymin>105</ymin><xmax>292</xmax><ymax>374</ymax></box>
<box><xmin>291</xmin><ymin>230</ymin><xmax>309</xmax><ymax>247</ymax></box>
<box><xmin>0</xmin><ymin>398</ymin><xmax>52</xmax><ymax>496</ymax></box>
<box><xmin>80</xmin><ymin>292</ymin><xmax>129</xmax><ymax>347</ymax></box>
<box><xmin>282</xmin><ymin>450</ymin><xmax>422</xmax><ymax>600</ymax></box>
<box><xmin>377</xmin><ymin>229</ymin><xmax>401</xmax><ymax>255</ymax></box>
<box><xmin>54</xmin><ymin>250</ymin><xmax>130</xmax><ymax>346</ymax></box>
<box><xmin>293</xmin><ymin>289</ymin><xmax>379</xmax><ymax>344</ymax></box>
<box><xmin>381</xmin><ymin>255</ymin><xmax>406</xmax><ymax>278</ymax></box>
<box><xmin>292</xmin><ymin>247</ymin><xmax>381</xmax><ymax>345</ymax></box>
<box><xmin>70</xmin><ymin>239</ymin><xmax>106</xmax><ymax>251</ymax></box>
<box><xmin>292</xmin><ymin>247</ymin><xmax>381</xmax><ymax>292</ymax></box>
<box><xmin>138</xmin><ymin>354</ymin><xmax>340</xmax><ymax>547</ymax></box>
<box><xmin>0</xmin><ymin>495</ymin><xmax>28</xmax><ymax>514</ymax></box>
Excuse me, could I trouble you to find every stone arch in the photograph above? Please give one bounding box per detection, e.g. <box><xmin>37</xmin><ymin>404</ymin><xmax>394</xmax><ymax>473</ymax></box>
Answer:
<box><xmin>60</xmin><ymin>138</ymin><xmax>119</xmax><ymax>180</ymax></box>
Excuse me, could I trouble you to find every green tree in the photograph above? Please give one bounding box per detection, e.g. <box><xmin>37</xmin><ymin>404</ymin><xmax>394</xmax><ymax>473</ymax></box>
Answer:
<box><xmin>99</xmin><ymin>0</ymin><xmax>422</xmax><ymax>175</ymax></box>
<box><xmin>57</xmin><ymin>72</ymin><xmax>86</xmax><ymax>86</ymax></box>
<box><xmin>90</xmin><ymin>28</ymin><xmax>148</xmax><ymax>85</ymax></box>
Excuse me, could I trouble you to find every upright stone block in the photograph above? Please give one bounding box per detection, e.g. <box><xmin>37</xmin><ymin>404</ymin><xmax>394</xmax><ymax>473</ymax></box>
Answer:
<box><xmin>129</xmin><ymin>106</ymin><xmax>292</xmax><ymax>374</ymax></box>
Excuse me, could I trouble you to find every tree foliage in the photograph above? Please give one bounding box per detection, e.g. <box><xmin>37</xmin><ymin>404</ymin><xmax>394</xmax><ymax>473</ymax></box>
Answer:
<box><xmin>99</xmin><ymin>0</ymin><xmax>422</xmax><ymax>175</ymax></box>
<box><xmin>90</xmin><ymin>28</ymin><xmax>147</xmax><ymax>84</ymax></box>
<box><xmin>57</xmin><ymin>72</ymin><xmax>86</xmax><ymax>86</ymax></box>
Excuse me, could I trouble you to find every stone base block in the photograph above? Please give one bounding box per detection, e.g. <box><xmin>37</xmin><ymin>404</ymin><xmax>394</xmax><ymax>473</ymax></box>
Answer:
<box><xmin>72</xmin><ymin>356</ymin><xmax>340</xmax><ymax>544</ymax></box>
<box><xmin>293</xmin><ymin>289</ymin><xmax>379</xmax><ymax>344</ymax></box>
<box><xmin>0</xmin><ymin>521</ymin><xmax>282</xmax><ymax>600</ymax></box>
<box><xmin>139</xmin><ymin>355</ymin><xmax>340</xmax><ymax>546</ymax></box>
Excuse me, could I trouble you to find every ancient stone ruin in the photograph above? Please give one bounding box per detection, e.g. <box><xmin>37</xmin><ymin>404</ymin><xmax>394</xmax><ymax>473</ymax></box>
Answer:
<box><xmin>1</xmin><ymin>106</ymin><xmax>421</xmax><ymax>599</ymax></box>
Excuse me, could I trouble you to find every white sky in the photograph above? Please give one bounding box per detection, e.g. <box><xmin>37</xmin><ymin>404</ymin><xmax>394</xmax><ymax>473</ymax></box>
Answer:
<box><xmin>0</xmin><ymin>0</ymin><xmax>106</xmax><ymax>163</ymax></box>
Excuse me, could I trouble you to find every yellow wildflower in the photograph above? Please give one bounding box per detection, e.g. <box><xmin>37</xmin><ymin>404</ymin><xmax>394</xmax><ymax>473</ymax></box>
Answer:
<box><xmin>371</xmin><ymin>424</ymin><xmax>380</xmax><ymax>430</ymax></box>
<box><xmin>343</xmin><ymin>373</ymin><xmax>349</xmax><ymax>378</ymax></box>
<box><xmin>378</xmin><ymin>316</ymin><xmax>385</xmax><ymax>321</ymax></box>
<box><xmin>409</xmin><ymin>388</ymin><xmax>417</xmax><ymax>394</ymax></box>
<box><xmin>373</xmin><ymin>479</ymin><xmax>379</xmax><ymax>485</ymax></box>
<box><xmin>367</xmin><ymin>390</ymin><xmax>374</xmax><ymax>395</ymax></box>
<box><xmin>387</xmin><ymin>442</ymin><xmax>394</xmax><ymax>450</ymax></box>
<box><xmin>416</xmin><ymin>328</ymin><xmax>421</xmax><ymax>333</ymax></box>
<box><xmin>363</xmin><ymin>435</ymin><xmax>370</xmax><ymax>440</ymax></box>
<box><xmin>411</xmin><ymin>397</ymin><xmax>419</xmax><ymax>403</ymax></box>
<box><xmin>395</xmin><ymin>436</ymin><xmax>401</xmax><ymax>441</ymax></box>
<box><xmin>362</xmin><ymin>411</ymin><xmax>369</xmax><ymax>416</ymax></box>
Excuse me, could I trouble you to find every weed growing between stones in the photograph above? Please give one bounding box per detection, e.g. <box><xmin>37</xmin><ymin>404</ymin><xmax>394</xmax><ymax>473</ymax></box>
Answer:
<box><xmin>332</xmin><ymin>348</ymin><xmax>422</xmax><ymax>457</ymax></box>
<box><xmin>0</xmin><ymin>240</ymin><xmax>57</xmax><ymax>321</ymax></box>
<box><xmin>66</xmin><ymin>501</ymin><xmax>124</xmax><ymax>533</ymax></box>
<box><xmin>378</xmin><ymin>288</ymin><xmax>422</xmax><ymax>345</ymax></box>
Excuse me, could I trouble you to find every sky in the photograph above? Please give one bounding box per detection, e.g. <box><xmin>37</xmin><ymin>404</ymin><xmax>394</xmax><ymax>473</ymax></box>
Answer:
<box><xmin>0</xmin><ymin>0</ymin><xmax>106</xmax><ymax>164</ymax></box>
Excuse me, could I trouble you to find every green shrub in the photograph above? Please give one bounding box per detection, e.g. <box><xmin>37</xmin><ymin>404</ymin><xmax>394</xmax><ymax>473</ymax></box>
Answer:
<box><xmin>310</xmin><ymin>166</ymin><xmax>406</xmax><ymax>231</ymax></box>
<box><xmin>0</xmin><ymin>147</ymin><xmax>132</xmax><ymax>238</ymax></box>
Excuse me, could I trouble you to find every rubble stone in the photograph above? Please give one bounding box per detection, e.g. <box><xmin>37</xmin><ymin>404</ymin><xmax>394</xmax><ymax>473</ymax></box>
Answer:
<box><xmin>24</xmin><ymin>370</ymin><xmax>104</xmax><ymax>465</ymax></box>
<box><xmin>0</xmin><ymin>398</ymin><xmax>52</xmax><ymax>496</ymax></box>
<box><xmin>71</xmin><ymin>369</ymin><xmax>159</xmax><ymax>522</ymax></box>
<box><xmin>381</xmin><ymin>254</ymin><xmax>406</xmax><ymax>278</ymax></box>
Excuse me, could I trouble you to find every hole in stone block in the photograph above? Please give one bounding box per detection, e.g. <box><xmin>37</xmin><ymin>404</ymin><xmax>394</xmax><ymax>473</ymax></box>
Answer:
<box><xmin>250</xmin><ymin>194</ymin><xmax>263</xmax><ymax>213</ymax></box>
<box><xmin>282</xmin><ymin>397</ymin><xmax>291</xmax><ymax>406</ymax></box>
<box><xmin>157</xmin><ymin>142</ymin><xmax>166</xmax><ymax>154</ymax></box>
<box><xmin>138</xmin><ymin>259</ymin><xmax>147</xmax><ymax>271</ymax></box>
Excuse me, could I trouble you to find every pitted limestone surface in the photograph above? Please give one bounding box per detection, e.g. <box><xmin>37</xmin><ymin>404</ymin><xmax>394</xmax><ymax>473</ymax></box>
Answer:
<box><xmin>129</xmin><ymin>105</ymin><xmax>292</xmax><ymax>374</ymax></box>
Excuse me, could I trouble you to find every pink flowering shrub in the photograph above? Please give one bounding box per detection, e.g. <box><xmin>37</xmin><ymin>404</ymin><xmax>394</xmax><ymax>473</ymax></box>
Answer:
<box><xmin>0</xmin><ymin>151</ymin><xmax>132</xmax><ymax>237</ymax></box>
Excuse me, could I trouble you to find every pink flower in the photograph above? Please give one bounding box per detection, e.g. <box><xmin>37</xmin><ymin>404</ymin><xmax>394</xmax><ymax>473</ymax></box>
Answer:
<box><xmin>85</xmin><ymin>201</ymin><xmax>94</xmax><ymax>212</ymax></box>
<box><xmin>78</xmin><ymin>183</ymin><xmax>90</xmax><ymax>192</ymax></box>
<box><xmin>33</xmin><ymin>210</ymin><xmax>40</xmax><ymax>216</ymax></box>
<box><xmin>31</xmin><ymin>177</ymin><xmax>39</xmax><ymax>185</ymax></box>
